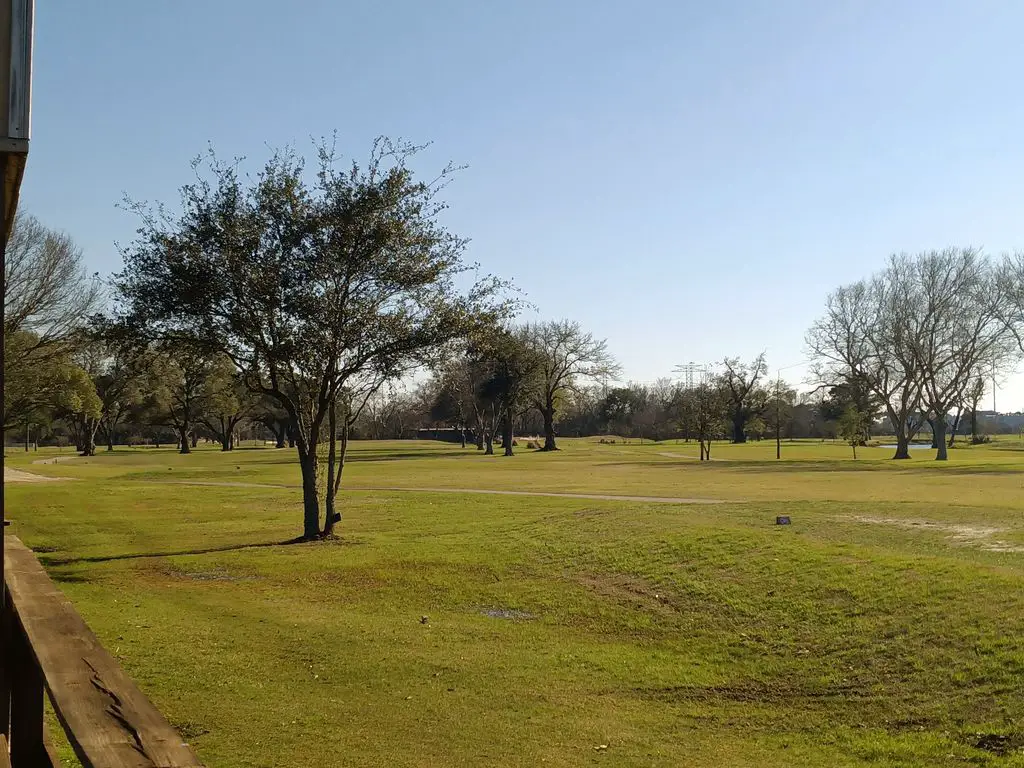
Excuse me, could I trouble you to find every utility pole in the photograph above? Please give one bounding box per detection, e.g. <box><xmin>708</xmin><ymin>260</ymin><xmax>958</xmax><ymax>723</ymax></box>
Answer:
<box><xmin>775</xmin><ymin>374</ymin><xmax>781</xmax><ymax>460</ymax></box>
<box><xmin>771</xmin><ymin>362</ymin><xmax>806</xmax><ymax>459</ymax></box>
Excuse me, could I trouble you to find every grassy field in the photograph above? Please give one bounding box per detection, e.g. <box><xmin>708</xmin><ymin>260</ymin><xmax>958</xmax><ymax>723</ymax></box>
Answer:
<box><xmin>6</xmin><ymin>437</ymin><xmax>1024</xmax><ymax>766</ymax></box>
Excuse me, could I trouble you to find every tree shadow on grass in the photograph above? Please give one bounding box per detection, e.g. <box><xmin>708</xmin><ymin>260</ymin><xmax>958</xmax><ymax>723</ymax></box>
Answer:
<box><xmin>49</xmin><ymin>567</ymin><xmax>96</xmax><ymax>585</ymax></box>
<box><xmin>38</xmin><ymin>536</ymin><xmax>318</xmax><ymax>567</ymax></box>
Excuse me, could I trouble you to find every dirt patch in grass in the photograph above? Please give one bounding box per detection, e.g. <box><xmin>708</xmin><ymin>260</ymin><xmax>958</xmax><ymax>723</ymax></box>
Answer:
<box><xmin>30</xmin><ymin>455</ymin><xmax>83</xmax><ymax>466</ymax></box>
<box><xmin>572</xmin><ymin>508</ymin><xmax>607</xmax><ymax>518</ymax></box>
<box><xmin>969</xmin><ymin>732</ymin><xmax>1024</xmax><ymax>756</ymax></box>
<box><xmin>4</xmin><ymin>467</ymin><xmax>70</xmax><ymax>483</ymax></box>
<box><xmin>579</xmin><ymin>572</ymin><xmax>676</xmax><ymax>616</ymax></box>
<box><xmin>154</xmin><ymin>562</ymin><xmax>258</xmax><ymax>583</ymax></box>
<box><xmin>844</xmin><ymin>515</ymin><xmax>1024</xmax><ymax>553</ymax></box>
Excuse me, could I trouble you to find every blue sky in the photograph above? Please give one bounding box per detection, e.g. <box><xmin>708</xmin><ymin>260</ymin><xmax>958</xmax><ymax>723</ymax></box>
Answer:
<box><xmin>24</xmin><ymin>0</ymin><xmax>1024</xmax><ymax>409</ymax></box>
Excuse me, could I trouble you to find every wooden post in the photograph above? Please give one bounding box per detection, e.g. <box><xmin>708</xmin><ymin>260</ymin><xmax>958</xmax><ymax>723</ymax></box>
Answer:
<box><xmin>0</xmin><ymin>600</ymin><xmax>9</xmax><ymax>746</ymax></box>
<box><xmin>0</xmin><ymin>147</ymin><xmax>8</xmax><ymax>753</ymax></box>
<box><xmin>1</xmin><ymin>0</ymin><xmax>35</xmax><ymax>753</ymax></box>
<box><xmin>8</xmin><ymin>621</ymin><xmax>43</xmax><ymax>767</ymax></box>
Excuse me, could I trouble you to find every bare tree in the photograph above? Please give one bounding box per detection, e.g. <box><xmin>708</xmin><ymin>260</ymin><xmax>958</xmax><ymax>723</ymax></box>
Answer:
<box><xmin>965</xmin><ymin>374</ymin><xmax>987</xmax><ymax>444</ymax></box>
<box><xmin>903</xmin><ymin>249</ymin><xmax>1015</xmax><ymax>460</ymax></box>
<box><xmin>527</xmin><ymin>320</ymin><xmax>620</xmax><ymax>451</ymax></box>
<box><xmin>998</xmin><ymin>252</ymin><xmax>1024</xmax><ymax>352</ymax></box>
<box><xmin>4</xmin><ymin>212</ymin><xmax>103</xmax><ymax>366</ymax></box>
<box><xmin>807</xmin><ymin>271</ymin><xmax>924</xmax><ymax>460</ymax></box>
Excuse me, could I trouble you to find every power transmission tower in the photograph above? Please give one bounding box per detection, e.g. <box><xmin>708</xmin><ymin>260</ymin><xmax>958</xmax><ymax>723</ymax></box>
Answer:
<box><xmin>673</xmin><ymin>362</ymin><xmax>705</xmax><ymax>390</ymax></box>
<box><xmin>672</xmin><ymin>362</ymin><xmax>707</xmax><ymax>445</ymax></box>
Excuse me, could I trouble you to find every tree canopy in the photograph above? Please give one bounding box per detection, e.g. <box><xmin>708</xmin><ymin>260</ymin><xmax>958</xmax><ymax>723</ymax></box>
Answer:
<box><xmin>113</xmin><ymin>139</ymin><xmax>510</xmax><ymax>537</ymax></box>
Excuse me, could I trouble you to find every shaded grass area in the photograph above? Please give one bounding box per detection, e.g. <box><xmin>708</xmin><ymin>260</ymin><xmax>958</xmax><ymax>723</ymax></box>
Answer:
<box><xmin>5</xmin><ymin>439</ymin><xmax>1024</xmax><ymax>766</ymax></box>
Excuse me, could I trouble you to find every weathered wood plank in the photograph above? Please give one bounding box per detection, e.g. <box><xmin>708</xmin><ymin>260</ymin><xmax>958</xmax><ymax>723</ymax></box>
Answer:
<box><xmin>0</xmin><ymin>734</ymin><xmax>12</xmax><ymax>768</ymax></box>
<box><xmin>4</xmin><ymin>536</ymin><xmax>204</xmax><ymax>768</ymax></box>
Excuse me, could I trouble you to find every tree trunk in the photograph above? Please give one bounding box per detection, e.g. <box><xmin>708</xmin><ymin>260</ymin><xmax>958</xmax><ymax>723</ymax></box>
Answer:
<box><xmin>927</xmin><ymin>418</ymin><xmax>938</xmax><ymax>449</ymax></box>
<box><xmin>324</xmin><ymin>409</ymin><xmax>350</xmax><ymax>538</ymax></box>
<box><xmin>947</xmin><ymin>410</ymin><xmax>961</xmax><ymax>448</ymax></box>
<box><xmin>274</xmin><ymin>422</ymin><xmax>286</xmax><ymax>448</ymax></box>
<box><xmin>502</xmin><ymin>412</ymin><xmax>514</xmax><ymax>457</ymax></box>
<box><xmin>484</xmin><ymin>431</ymin><xmax>494</xmax><ymax>455</ymax></box>
<box><xmin>297</xmin><ymin>443</ymin><xmax>320</xmax><ymax>539</ymax></box>
<box><xmin>933</xmin><ymin>414</ymin><xmax>948</xmax><ymax>461</ymax></box>
<box><xmin>325</xmin><ymin>399</ymin><xmax>338</xmax><ymax>536</ymax></box>
<box><xmin>80</xmin><ymin>419</ymin><xmax>98</xmax><ymax>457</ymax></box>
<box><xmin>732</xmin><ymin>415</ymin><xmax>747</xmax><ymax>444</ymax></box>
<box><xmin>178</xmin><ymin>426</ymin><xmax>191</xmax><ymax>455</ymax></box>
<box><xmin>476</xmin><ymin>430</ymin><xmax>485</xmax><ymax>451</ymax></box>
<box><xmin>892</xmin><ymin>433</ymin><xmax>911</xmax><ymax>460</ymax></box>
<box><xmin>971</xmin><ymin>408</ymin><xmax>979</xmax><ymax>444</ymax></box>
<box><xmin>541</xmin><ymin>400</ymin><xmax>557</xmax><ymax>451</ymax></box>
<box><xmin>460</xmin><ymin>427</ymin><xmax>467</xmax><ymax>449</ymax></box>
<box><xmin>190</xmin><ymin>432</ymin><xmax>199</xmax><ymax>449</ymax></box>
<box><xmin>106</xmin><ymin>432</ymin><xmax>114</xmax><ymax>451</ymax></box>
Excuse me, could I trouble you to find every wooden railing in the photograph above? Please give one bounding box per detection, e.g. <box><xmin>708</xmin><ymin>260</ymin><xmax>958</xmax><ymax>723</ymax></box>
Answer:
<box><xmin>2</xmin><ymin>535</ymin><xmax>205</xmax><ymax>767</ymax></box>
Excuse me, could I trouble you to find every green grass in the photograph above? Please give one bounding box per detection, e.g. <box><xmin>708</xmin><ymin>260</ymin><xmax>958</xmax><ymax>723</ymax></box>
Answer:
<box><xmin>7</xmin><ymin>437</ymin><xmax>1024</xmax><ymax>766</ymax></box>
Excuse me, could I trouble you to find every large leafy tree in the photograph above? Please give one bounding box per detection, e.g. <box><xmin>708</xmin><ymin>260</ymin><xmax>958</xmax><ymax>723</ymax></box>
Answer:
<box><xmin>139</xmin><ymin>343</ymin><xmax>217</xmax><ymax>454</ymax></box>
<box><xmin>4</xmin><ymin>331</ymin><xmax>102</xmax><ymax>450</ymax></box>
<box><xmin>600</xmin><ymin>385</ymin><xmax>647</xmax><ymax>438</ymax></box>
<box><xmin>718</xmin><ymin>354</ymin><xmax>769</xmax><ymax>444</ymax></box>
<box><xmin>114</xmin><ymin>139</ymin><xmax>507</xmax><ymax>538</ymax></box>
<box><xmin>470</xmin><ymin>326</ymin><xmax>543</xmax><ymax>456</ymax></box>
<box><xmin>479</xmin><ymin>325</ymin><xmax>544</xmax><ymax>456</ymax></box>
<box><xmin>818</xmin><ymin>374</ymin><xmax>883</xmax><ymax>445</ymax></box>
<box><xmin>200</xmin><ymin>355</ymin><xmax>256</xmax><ymax>451</ymax></box>
<box><xmin>76</xmin><ymin>337</ymin><xmax>151</xmax><ymax>452</ymax></box>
